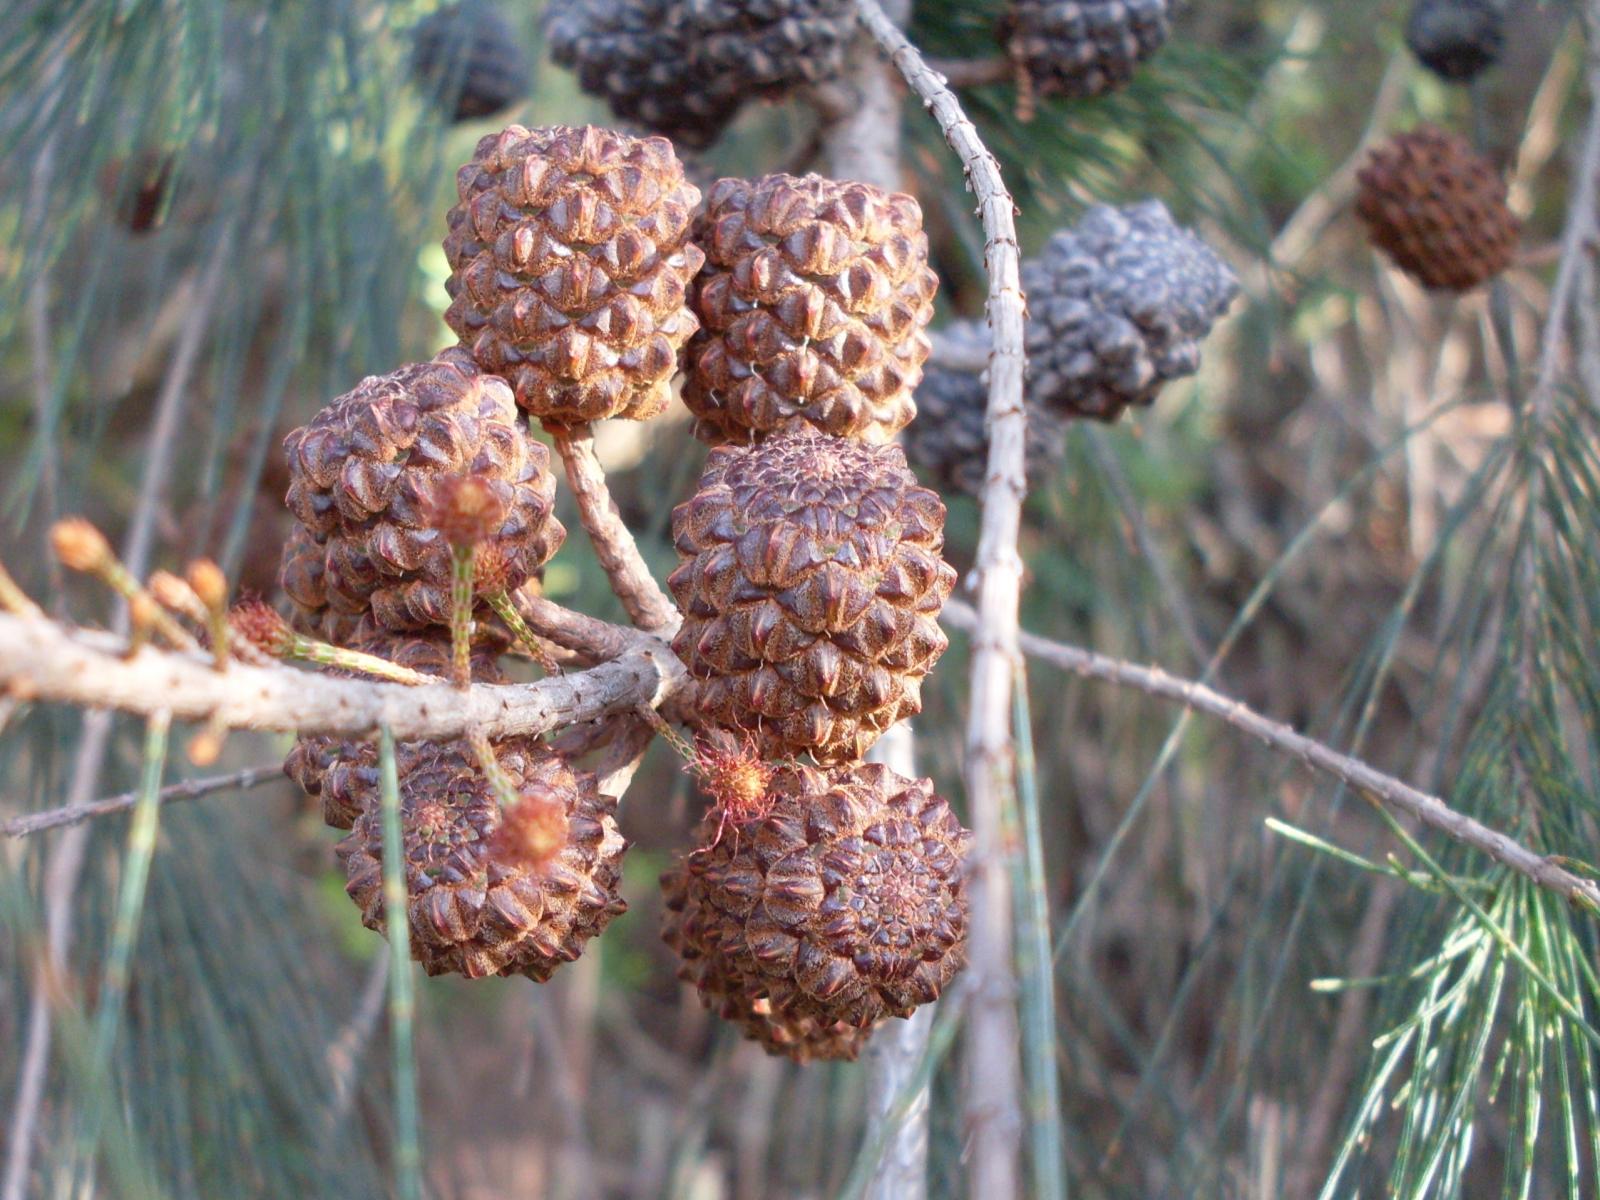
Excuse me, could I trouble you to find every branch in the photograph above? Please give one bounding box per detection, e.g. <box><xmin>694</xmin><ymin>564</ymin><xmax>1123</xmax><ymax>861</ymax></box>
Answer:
<box><xmin>1529</xmin><ymin>6</ymin><xmax>1600</xmax><ymax>415</ymax></box>
<box><xmin>2</xmin><ymin>764</ymin><xmax>283</xmax><ymax>838</ymax></box>
<box><xmin>855</xmin><ymin>5</ymin><xmax>1029</xmax><ymax>1195</ymax></box>
<box><xmin>924</xmin><ymin>57</ymin><xmax>1011</xmax><ymax>90</ymax></box>
<box><xmin>942</xmin><ymin>600</ymin><xmax>1600</xmax><ymax>911</ymax></box>
<box><xmin>551</xmin><ymin>425</ymin><xmax>681</xmax><ymax>636</ymax></box>
<box><xmin>0</xmin><ymin>611</ymin><xmax>685</xmax><ymax>743</ymax></box>
<box><xmin>514</xmin><ymin>587</ymin><xmax>638</xmax><ymax>663</ymax></box>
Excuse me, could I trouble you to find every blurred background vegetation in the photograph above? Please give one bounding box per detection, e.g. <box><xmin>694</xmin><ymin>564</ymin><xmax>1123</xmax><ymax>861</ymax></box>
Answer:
<box><xmin>2</xmin><ymin>0</ymin><xmax>1598</xmax><ymax>1197</ymax></box>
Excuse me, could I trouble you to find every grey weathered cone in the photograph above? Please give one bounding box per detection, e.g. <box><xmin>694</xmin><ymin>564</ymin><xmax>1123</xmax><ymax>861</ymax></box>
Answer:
<box><xmin>668</xmin><ymin>427</ymin><xmax>956</xmax><ymax>764</ymax></box>
<box><xmin>443</xmin><ymin>123</ymin><xmax>704</xmax><ymax>426</ymax></box>
<box><xmin>1023</xmin><ymin>199</ymin><xmax>1239</xmax><ymax>421</ymax></box>
<box><xmin>545</xmin><ymin>0</ymin><xmax>854</xmax><ymax>149</ymax></box>
<box><xmin>686</xmin><ymin>173</ymin><xmax>937</xmax><ymax>446</ymax></box>
<box><xmin>905</xmin><ymin>320</ymin><xmax>1069</xmax><ymax>497</ymax></box>
<box><xmin>1405</xmin><ymin>0</ymin><xmax>1504</xmax><ymax>83</ymax></box>
<box><xmin>280</xmin><ymin>347</ymin><xmax>563</xmax><ymax>633</ymax></box>
<box><xmin>1001</xmin><ymin>0</ymin><xmax>1171</xmax><ymax>100</ymax></box>
<box><xmin>667</xmin><ymin>762</ymin><xmax>972</xmax><ymax>1033</ymax></box>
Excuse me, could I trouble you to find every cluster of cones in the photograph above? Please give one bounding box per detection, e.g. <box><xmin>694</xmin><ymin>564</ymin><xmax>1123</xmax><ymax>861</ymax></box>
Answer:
<box><xmin>268</xmin><ymin>122</ymin><xmax>981</xmax><ymax>1060</ymax></box>
<box><xmin>546</xmin><ymin>0</ymin><xmax>1174</xmax><ymax>146</ymax></box>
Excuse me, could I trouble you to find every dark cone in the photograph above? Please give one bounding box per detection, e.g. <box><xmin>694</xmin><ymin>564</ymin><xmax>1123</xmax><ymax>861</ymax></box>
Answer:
<box><xmin>1355</xmin><ymin>125</ymin><xmax>1519</xmax><ymax>293</ymax></box>
<box><xmin>545</xmin><ymin>0</ymin><xmax>853</xmax><ymax>149</ymax></box>
<box><xmin>686</xmin><ymin>173</ymin><xmax>937</xmax><ymax>445</ymax></box>
<box><xmin>443</xmin><ymin>123</ymin><xmax>704</xmax><ymax>426</ymax></box>
<box><xmin>1024</xmin><ymin>199</ymin><xmax>1238</xmax><ymax>421</ymax></box>
<box><xmin>1001</xmin><ymin>0</ymin><xmax>1170</xmax><ymax>100</ymax></box>
<box><xmin>668</xmin><ymin>428</ymin><xmax>956</xmax><ymax>764</ymax></box>
<box><xmin>411</xmin><ymin>1</ymin><xmax>532</xmax><ymax>122</ymax></box>
<box><xmin>1405</xmin><ymin>0</ymin><xmax>1504</xmax><ymax>83</ymax></box>
<box><xmin>905</xmin><ymin>321</ymin><xmax>1068</xmax><ymax>498</ymax></box>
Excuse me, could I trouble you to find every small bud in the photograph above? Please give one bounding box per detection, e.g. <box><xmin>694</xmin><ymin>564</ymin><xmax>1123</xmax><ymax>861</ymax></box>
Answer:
<box><xmin>427</xmin><ymin>474</ymin><xmax>508</xmax><ymax>548</ymax></box>
<box><xmin>186</xmin><ymin>559</ymin><xmax>228</xmax><ymax>612</ymax></box>
<box><xmin>50</xmin><ymin>518</ymin><xmax>112</xmax><ymax>573</ymax></box>
<box><xmin>186</xmin><ymin>718</ymin><xmax>227</xmax><ymax>766</ymax></box>
<box><xmin>228</xmin><ymin>599</ymin><xmax>295</xmax><ymax>656</ymax></box>
<box><xmin>490</xmin><ymin>790</ymin><xmax>568</xmax><ymax>869</ymax></box>
<box><xmin>148</xmin><ymin>571</ymin><xmax>206</xmax><ymax>621</ymax></box>
<box><xmin>126</xmin><ymin>592</ymin><xmax>161</xmax><ymax>653</ymax></box>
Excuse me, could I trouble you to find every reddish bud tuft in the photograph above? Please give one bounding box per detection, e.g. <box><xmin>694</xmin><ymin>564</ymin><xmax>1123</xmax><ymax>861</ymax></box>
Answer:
<box><xmin>228</xmin><ymin>598</ymin><xmax>295</xmax><ymax>656</ymax></box>
<box><xmin>490</xmin><ymin>789</ymin><xmax>569</xmax><ymax>869</ymax></box>
<box><xmin>427</xmin><ymin>474</ymin><xmax>508</xmax><ymax>548</ymax></box>
<box><xmin>50</xmin><ymin>518</ymin><xmax>112</xmax><ymax>573</ymax></box>
<box><xmin>691</xmin><ymin>731</ymin><xmax>778</xmax><ymax>847</ymax></box>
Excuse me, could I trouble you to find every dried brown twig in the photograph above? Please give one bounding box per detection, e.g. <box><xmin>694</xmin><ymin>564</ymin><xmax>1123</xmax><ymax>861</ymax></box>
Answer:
<box><xmin>855</xmin><ymin>4</ymin><xmax>1030</xmax><ymax>1195</ymax></box>
<box><xmin>551</xmin><ymin>424</ymin><xmax>681</xmax><ymax>636</ymax></box>
<box><xmin>942</xmin><ymin>599</ymin><xmax>1600</xmax><ymax>911</ymax></box>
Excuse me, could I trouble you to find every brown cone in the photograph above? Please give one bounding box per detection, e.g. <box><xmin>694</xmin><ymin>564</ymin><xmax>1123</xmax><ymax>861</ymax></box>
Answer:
<box><xmin>667</xmin><ymin>427</ymin><xmax>956</xmax><ymax>764</ymax></box>
<box><xmin>338</xmin><ymin>738</ymin><xmax>628</xmax><ymax>981</ymax></box>
<box><xmin>673</xmin><ymin>762</ymin><xmax>971</xmax><ymax>1030</ymax></box>
<box><xmin>685</xmin><ymin>173</ymin><xmax>937</xmax><ymax>445</ymax></box>
<box><xmin>284</xmin><ymin>626</ymin><xmax>510</xmax><ymax>830</ymax></box>
<box><xmin>662</xmin><ymin>863</ymin><xmax>872</xmax><ymax>1062</ymax></box>
<box><xmin>281</xmin><ymin>347</ymin><xmax>563</xmax><ymax>632</ymax></box>
<box><xmin>443</xmin><ymin>124</ymin><xmax>704</xmax><ymax>426</ymax></box>
<box><xmin>1355</xmin><ymin>125</ymin><xmax>1519</xmax><ymax>293</ymax></box>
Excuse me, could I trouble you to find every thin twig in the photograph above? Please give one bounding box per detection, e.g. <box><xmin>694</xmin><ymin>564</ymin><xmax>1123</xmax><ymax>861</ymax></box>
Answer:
<box><xmin>551</xmin><ymin>425</ymin><xmax>680</xmax><ymax>636</ymax></box>
<box><xmin>322</xmin><ymin>947</ymin><xmax>392</xmax><ymax>1136</ymax></box>
<box><xmin>0</xmin><ymin>611</ymin><xmax>683</xmax><ymax>743</ymax></box>
<box><xmin>855</xmin><ymin>6</ymin><xmax>1029</xmax><ymax>1194</ymax></box>
<box><xmin>1529</xmin><ymin>9</ymin><xmax>1600</xmax><ymax>416</ymax></box>
<box><xmin>2</xmin><ymin>763</ymin><xmax>283</xmax><ymax>838</ymax></box>
<box><xmin>942</xmin><ymin>599</ymin><xmax>1600</xmax><ymax>910</ymax></box>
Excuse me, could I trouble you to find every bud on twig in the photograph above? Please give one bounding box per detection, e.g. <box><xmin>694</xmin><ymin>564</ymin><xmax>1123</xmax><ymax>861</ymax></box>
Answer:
<box><xmin>427</xmin><ymin>474</ymin><xmax>509</xmax><ymax>549</ymax></box>
<box><xmin>0</xmin><ymin>560</ymin><xmax>41</xmax><ymax>618</ymax></box>
<box><xmin>489</xmin><ymin>788</ymin><xmax>568</xmax><ymax>869</ymax></box>
<box><xmin>50</xmin><ymin>517</ymin><xmax>113</xmax><ymax>574</ymax></box>
<box><xmin>186</xmin><ymin>558</ymin><xmax>230</xmax><ymax>670</ymax></box>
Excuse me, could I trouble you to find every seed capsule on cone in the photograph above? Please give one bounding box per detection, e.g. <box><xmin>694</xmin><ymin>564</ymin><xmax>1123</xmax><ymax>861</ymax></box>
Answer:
<box><xmin>686</xmin><ymin>173</ymin><xmax>938</xmax><ymax>446</ymax></box>
<box><xmin>1001</xmin><ymin>0</ymin><xmax>1171</xmax><ymax>100</ymax></box>
<box><xmin>670</xmin><ymin>763</ymin><xmax>972</xmax><ymax>1032</ymax></box>
<box><xmin>338</xmin><ymin>739</ymin><xmax>628</xmax><ymax>981</ymax></box>
<box><xmin>668</xmin><ymin>427</ymin><xmax>956</xmax><ymax>764</ymax></box>
<box><xmin>443</xmin><ymin>123</ymin><xmax>704</xmax><ymax>426</ymax></box>
<box><xmin>1355</xmin><ymin>125</ymin><xmax>1519</xmax><ymax>293</ymax></box>
<box><xmin>662</xmin><ymin>863</ymin><xmax>873</xmax><ymax>1062</ymax></box>
<box><xmin>280</xmin><ymin>348</ymin><xmax>563</xmax><ymax>633</ymax></box>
